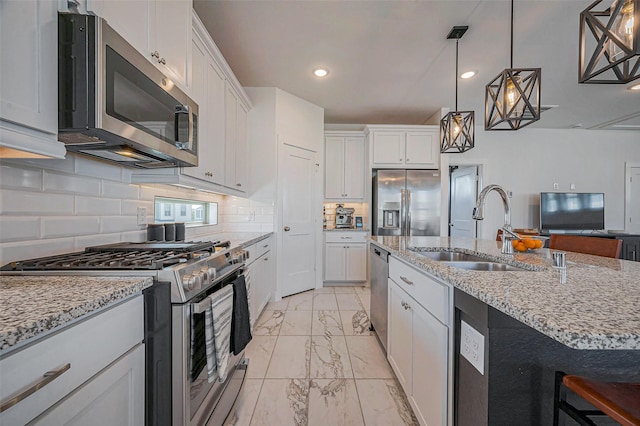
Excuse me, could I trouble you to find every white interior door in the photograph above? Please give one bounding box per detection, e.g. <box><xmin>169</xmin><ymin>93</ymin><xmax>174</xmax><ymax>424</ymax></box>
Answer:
<box><xmin>280</xmin><ymin>144</ymin><xmax>318</xmax><ymax>297</ymax></box>
<box><xmin>449</xmin><ymin>166</ymin><xmax>478</xmax><ymax>238</ymax></box>
<box><xmin>626</xmin><ymin>164</ymin><xmax>640</xmax><ymax>233</ymax></box>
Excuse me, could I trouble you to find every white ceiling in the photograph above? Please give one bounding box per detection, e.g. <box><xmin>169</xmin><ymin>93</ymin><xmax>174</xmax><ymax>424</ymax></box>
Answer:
<box><xmin>193</xmin><ymin>0</ymin><xmax>639</xmax><ymax>130</ymax></box>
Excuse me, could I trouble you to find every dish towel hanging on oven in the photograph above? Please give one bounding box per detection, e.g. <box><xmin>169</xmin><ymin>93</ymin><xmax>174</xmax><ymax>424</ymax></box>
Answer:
<box><xmin>204</xmin><ymin>284</ymin><xmax>234</xmax><ymax>383</ymax></box>
<box><xmin>231</xmin><ymin>274</ymin><xmax>252</xmax><ymax>354</ymax></box>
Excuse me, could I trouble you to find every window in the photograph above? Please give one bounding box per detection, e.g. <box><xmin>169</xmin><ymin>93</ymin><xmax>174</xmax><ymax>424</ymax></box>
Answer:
<box><xmin>154</xmin><ymin>197</ymin><xmax>218</xmax><ymax>226</ymax></box>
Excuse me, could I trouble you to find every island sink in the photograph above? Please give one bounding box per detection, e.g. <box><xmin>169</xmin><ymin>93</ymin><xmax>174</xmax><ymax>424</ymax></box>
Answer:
<box><xmin>411</xmin><ymin>251</ymin><xmax>488</xmax><ymax>262</ymax></box>
<box><xmin>443</xmin><ymin>261</ymin><xmax>528</xmax><ymax>272</ymax></box>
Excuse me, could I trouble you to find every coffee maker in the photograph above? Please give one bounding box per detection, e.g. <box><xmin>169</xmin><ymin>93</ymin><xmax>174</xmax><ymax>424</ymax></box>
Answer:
<box><xmin>335</xmin><ymin>204</ymin><xmax>355</xmax><ymax>228</ymax></box>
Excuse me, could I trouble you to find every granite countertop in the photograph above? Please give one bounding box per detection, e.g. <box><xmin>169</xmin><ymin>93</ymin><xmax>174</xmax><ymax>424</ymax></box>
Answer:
<box><xmin>369</xmin><ymin>236</ymin><xmax>640</xmax><ymax>350</ymax></box>
<box><xmin>324</xmin><ymin>227</ymin><xmax>369</xmax><ymax>232</ymax></box>
<box><xmin>0</xmin><ymin>276</ymin><xmax>153</xmax><ymax>353</ymax></box>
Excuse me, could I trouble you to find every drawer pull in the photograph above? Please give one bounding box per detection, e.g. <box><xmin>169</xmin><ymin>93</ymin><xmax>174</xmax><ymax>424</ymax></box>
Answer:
<box><xmin>401</xmin><ymin>301</ymin><xmax>412</xmax><ymax>310</ymax></box>
<box><xmin>340</xmin><ymin>237</ymin><xmax>353</xmax><ymax>239</ymax></box>
<box><xmin>400</xmin><ymin>276</ymin><xmax>414</xmax><ymax>286</ymax></box>
<box><xmin>0</xmin><ymin>363</ymin><xmax>71</xmax><ymax>413</ymax></box>
<box><xmin>263</xmin><ymin>244</ymin><xmax>269</xmax><ymax>248</ymax></box>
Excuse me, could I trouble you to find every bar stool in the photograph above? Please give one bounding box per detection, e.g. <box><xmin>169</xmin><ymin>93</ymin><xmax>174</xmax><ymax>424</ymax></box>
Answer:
<box><xmin>553</xmin><ymin>371</ymin><xmax>640</xmax><ymax>426</ymax></box>
<box><xmin>548</xmin><ymin>235</ymin><xmax>622</xmax><ymax>258</ymax></box>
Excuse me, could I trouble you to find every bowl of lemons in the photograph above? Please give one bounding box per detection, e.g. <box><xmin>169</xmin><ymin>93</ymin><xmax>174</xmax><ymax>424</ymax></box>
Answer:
<box><xmin>511</xmin><ymin>235</ymin><xmax>548</xmax><ymax>252</ymax></box>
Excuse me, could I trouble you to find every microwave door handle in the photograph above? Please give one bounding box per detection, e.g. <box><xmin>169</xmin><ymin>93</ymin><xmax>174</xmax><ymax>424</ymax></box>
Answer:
<box><xmin>174</xmin><ymin>105</ymin><xmax>189</xmax><ymax>149</ymax></box>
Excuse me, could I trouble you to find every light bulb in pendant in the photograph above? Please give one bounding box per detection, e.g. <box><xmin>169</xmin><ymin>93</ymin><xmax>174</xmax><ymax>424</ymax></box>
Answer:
<box><xmin>609</xmin><ymin>0</ymin><xmax>635</xmax><ymax>59</ymax></box>
<box><xmin>451</xmin><ymin>115</ymin><xmax>463</xmax><ymax>139</ymax></box>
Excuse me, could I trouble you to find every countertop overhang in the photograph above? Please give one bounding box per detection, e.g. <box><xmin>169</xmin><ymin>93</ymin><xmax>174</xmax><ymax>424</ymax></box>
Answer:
<box><xmin>370</xmin><ymin>236</ymin><xmax>640</xmax><ymax>350</ymax></box>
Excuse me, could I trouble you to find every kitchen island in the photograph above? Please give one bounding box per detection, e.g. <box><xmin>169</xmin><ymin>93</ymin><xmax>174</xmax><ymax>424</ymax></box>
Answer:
<box><xmin>369</xmin><ymin>236</ymin><xmax>640</xmax><ymax>426</ymax></box>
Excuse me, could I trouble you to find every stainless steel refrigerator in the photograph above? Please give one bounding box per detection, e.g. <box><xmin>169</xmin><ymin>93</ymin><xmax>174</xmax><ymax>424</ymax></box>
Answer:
<box><xmin>372</xmin><ymin>169</ymin><xmax>441</xmax><ymax>236</ymax></box>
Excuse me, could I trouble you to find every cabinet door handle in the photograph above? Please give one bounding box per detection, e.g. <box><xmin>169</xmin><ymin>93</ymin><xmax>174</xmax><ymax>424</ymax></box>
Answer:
<box><xmin>150</xmin><ymin>50</ymin><xmax>160</xmax><ymax>59</ymax></box>
<box><xmin>0</xmin><ymin>363</ymin><xmax>71</xmax><ymax>413</ymax></box>
<box><xmin>400</xmin><ymin>276</ymin><xmax>414</xmax><ymax>286</ymax></box>
<box><xmin>158</xmin><ymin>57</ymin><xmax>166</xmax><ymax>65</ymax></box>
<box><xmin>264</xmin><ymin>257</ymin><xmax>268</xmax><ymax>261</ymax></box>
<box><xmin>401</xmin><ymin>301</ymin><xmax>411</xmax><ymax>310</ymax></box>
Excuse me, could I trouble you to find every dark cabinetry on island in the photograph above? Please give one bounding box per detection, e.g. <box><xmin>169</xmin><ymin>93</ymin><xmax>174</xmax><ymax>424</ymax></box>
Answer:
<box><xmin>454</xmin><ymin>288</ymin><xmax>640</xmax><ymax>426</ymax></box>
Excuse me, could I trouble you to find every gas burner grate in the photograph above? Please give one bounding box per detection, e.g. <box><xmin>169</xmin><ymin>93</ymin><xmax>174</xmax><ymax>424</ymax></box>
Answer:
<box><xmin>1</xmin><ymin>240</ymin><xmax>231</xmax><ymax>271</ymax></box>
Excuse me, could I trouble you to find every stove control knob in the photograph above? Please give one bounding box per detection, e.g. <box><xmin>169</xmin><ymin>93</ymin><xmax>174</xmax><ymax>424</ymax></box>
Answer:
<box><xmin>191</xmin><ymin>273</ymin><xmax>203</xmax><ymax>291</ymax></box>
<box><xmin>182</xmin><ymin>274</ymin><xmax>193</xmax><ymax>291</ymax></box>
<box><xmin>207</xmin><ymin>267</ymin><xmax>217</xmax><ymax>281</ymax></box>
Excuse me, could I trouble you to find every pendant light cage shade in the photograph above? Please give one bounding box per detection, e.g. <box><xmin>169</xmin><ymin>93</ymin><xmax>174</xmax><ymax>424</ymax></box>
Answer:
<box><xmin>485</xmin><ymin>68</ymin><xmax>541</xmax><ymax>130</ymax></box>
<box><xmin>579</xmin><ymin>0</ymin><xmax>639</xmax><ymax>83</ymax></box>
<box><xmin>441</xmin><ymin>111</ymin><xmax>475</xmax><ymax>153</ymax></box>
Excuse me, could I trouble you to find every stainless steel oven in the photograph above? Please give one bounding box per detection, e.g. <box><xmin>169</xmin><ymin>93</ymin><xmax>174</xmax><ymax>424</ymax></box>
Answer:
<box><xmin>172</xmin><ymin>264</ymin><xmax>249</xmax><ymax>426</ymax></box>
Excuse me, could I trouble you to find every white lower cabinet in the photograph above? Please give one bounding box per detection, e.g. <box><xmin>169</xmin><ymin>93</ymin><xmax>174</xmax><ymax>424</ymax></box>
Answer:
<box><xmin>323</xmin><ymin>232</ymin><xmax>367</xmax><ymax>282</ymax></box>
<box><xmin>31</xmin><ymin>345</ymin><xmax>144</xmax><ymax>426</ymax></box>
<box><xmin>388</xmin><ymin>258</ymin><xmax>450</xmax><ymax>426</ymax></box>
<box><xmin>0</xmin><ymin>296</ymin><xmax>145</xmax><ymax>426</ymax></box>
<box><xmin>246</xmin><ymin>236</ymin><xmax>274</xmax><ymax>326</ymax></box>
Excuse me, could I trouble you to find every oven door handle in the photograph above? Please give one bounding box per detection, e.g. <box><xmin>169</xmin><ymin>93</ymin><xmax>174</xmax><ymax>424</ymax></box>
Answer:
<box><xmin>191</xmin><ymin>265</ymin><xmax>245</xmax><ymax>314</ymax></box>
<box><xmin>192</xmin><ymin>298</ymin><xmax>210</xmax><ymax>315</ymax></box>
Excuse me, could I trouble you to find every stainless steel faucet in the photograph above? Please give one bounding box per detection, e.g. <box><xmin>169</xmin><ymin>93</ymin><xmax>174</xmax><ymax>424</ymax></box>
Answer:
<box><xmin>472</xmin><ymin>184</ymin><xmax>517</xmax><ymax>254</ymax></box>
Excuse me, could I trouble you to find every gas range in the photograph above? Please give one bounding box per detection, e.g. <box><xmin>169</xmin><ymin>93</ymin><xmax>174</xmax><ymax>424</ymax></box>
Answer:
<box><xmin>1</xmin><ymin>240</ymin><xmax>248</xmax><ymax>303</ymax></box>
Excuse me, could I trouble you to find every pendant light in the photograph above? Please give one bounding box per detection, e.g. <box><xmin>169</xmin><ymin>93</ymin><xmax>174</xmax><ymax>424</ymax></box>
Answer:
<box><xmin>441</xmin><ymin>26</ymin><xmax>475</xmax><ymax>153</ymax></box>
<box><xmin>579</xmin><ymin>0</ymin><xmax>639</xmax><ymax>83</ymax></box>
<box><xmin>485</xmin><ymin>0</ymin><xmax>541</xmax><ymax>130</ymax></box>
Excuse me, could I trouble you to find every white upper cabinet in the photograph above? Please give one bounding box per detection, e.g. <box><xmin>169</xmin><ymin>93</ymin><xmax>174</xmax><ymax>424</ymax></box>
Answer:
<box><xmin>0</xmin><ymin>0</ymin><xmax>66</xmax><ymax>158</ymax></box>
<box><xmin>367</xmin><ymin>125</ymin><xmax>440</xmax><ymax>169</ymax></box>
<box><xmin>181</xmin><ymin>24</ymin><xmax>226</xmax><ymax>185</ymax></box>
<box><xmin>129</xmin><ymin>11</ymin><xmax>252</xmax><ymax>196</ymax></box>
<box><xmin>88</xmin><ymin>0</ymin><xmax>191</xmax><ymax>88</ymax></box>
<box><xmin>324</xmin><ymin>132</ymin><xmax>365</xmax><ymax>201</ymax></box>
<box><xmin>225</xmin><ymin>84</ymin><xmax>248</xmax><ymax>193</ymax></box>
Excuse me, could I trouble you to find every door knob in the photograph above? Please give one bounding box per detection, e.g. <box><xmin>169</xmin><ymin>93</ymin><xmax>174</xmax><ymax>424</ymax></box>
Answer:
<box><xmin>284</xmin><ymin>226</ymin><xmax>290</xmax><ymax>231</ymax></box>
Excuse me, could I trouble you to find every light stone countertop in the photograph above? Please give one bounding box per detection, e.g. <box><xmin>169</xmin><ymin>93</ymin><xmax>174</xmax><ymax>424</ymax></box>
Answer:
<box><xmin>369</xmin><ymin>236</ymin><xmax>640</xmax><ymax>350</ymax></box>
<box><xmin>0</xmin><ymin>276</ymin><xmax>153</xmax><ymax>353</ymax></box>
<box><xmin>324</xmin><ymin>227</ymin><xmax>369</xmax><ymax>232</ymax></box>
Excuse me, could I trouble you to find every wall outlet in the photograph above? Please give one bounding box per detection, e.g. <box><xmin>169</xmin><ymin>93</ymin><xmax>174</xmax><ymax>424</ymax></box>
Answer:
<box><xmin>461</xmin><ymin>320</ymin><xmax>485</xmax><ymax>375</ymax></box>
<box><xmin>570</xmin><ymin>183</ymin><xmax>576</xmax><ymax>190</ymax></box>
<box><xmin>553</xmin><ymin>182</ymin><xmax>559</xmax><ymax>190</ymax></box>
<box><xmin>137</xmin><ymin>207</ymin><xmax>147</xmax><ymax>225</ymax></box>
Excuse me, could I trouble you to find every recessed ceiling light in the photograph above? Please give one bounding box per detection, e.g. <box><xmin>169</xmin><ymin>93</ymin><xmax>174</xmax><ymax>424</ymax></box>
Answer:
<box><xmin>460</xmin><ymin>71</ymin><xmax>476</xmax><ymax>79</ymax></box>
<box><xmin>629</xmin><ymin>83</ymin><xmax>640</xmax><ymax>91</ymax></box>
<box><xmin>313</xmin><ymin>68</ymin><xmax>328</xmax><ymax>77</ymax></box>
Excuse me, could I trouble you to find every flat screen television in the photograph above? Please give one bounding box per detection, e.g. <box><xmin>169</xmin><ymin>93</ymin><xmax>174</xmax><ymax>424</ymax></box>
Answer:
<box><xmin>540</xmin><ymin>192</ymin><xmax>605</xmax><ymax>231</ymax></box>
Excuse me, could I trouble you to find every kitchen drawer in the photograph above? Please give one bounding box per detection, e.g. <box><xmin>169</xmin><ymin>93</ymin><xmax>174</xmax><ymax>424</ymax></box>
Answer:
<box><xmin>0</xmin><ymin>295</ymin><xmax>144</xmax><ymax>425</ymax></box>
<box><xmin>389</xmin><ymin>257</ymin><xmax>449</xmax><ymax>325</ymax></box>
<box><xmin>325</xmin><ymin>231</ymin><xmax>368</xmax><ymax>244</ymax></box>
<box><xmin>256</xmin><ymin>235</ymin><xmax>273</xmax><ymax>259</ymax></box>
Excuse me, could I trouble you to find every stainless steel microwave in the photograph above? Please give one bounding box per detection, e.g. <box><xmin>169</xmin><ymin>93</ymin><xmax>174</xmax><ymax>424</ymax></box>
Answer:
<box><xmin>58</xmin><ymin>13</ymin><xmax>198</xmax><ymax>168</ymax></box>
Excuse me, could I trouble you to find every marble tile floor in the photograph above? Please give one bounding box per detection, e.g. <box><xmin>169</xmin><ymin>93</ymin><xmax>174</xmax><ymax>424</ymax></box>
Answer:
<box><xmin>231</xmin><ymin>285</ymin><xmax>419</xmax><ymax>426</ymax></box>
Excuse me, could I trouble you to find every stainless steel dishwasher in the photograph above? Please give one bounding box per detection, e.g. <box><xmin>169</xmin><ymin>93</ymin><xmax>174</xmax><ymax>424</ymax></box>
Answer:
<box><xmin>369</xmin><ymin>244</ymin><xmax>389</xmax><ymax>353</ymax></box>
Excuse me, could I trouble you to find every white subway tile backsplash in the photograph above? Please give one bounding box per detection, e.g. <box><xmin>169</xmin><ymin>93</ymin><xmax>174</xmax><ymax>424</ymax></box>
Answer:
<box><xmin>224</xmin><ymin>222</ymin><xmax>262</xmax><ymax>232</ymax></box>
<box><xmin>1</xmin><ymin>190</ymin><xmax>74</xmax><ymax>215</ymax></box>
<box><xmin>100</xmin><ymin>216</ymin><xmax>140</xmax><ymax>234</ymax></box>
<box><xmin>76</xmin><ymin>196</ymin><xmax>121</xmax><ymax>216</ymax></box>
<box><xmin>0</xmin><ymin>165</ymin><xmax>42</xmax><ymax>190</ymax></box>
<box><xmin>44</xmin><ymin>171</ymin><xmax>100</xmax><ymax>195</ymax></box>
<box><xmin>74</xmin><ymin>233</ymin><xmax>122</xmax><ymax>250</ymax></box>
<box><xmin>120</xmin><ymin>230</ymin><xmax>147</xmax><ymax>243</ymax></box>
<box><xmin>0</xmin><ymin>237</ymin><xmax>75</xmax><ymax>265</ymax></box>
<box><xmin>121</xmin><ymin>199</ymin><xmax>153</xmax><ymax>216</ymax></box>
<box><xmin>75</xmin><ymin>156</ymin><xmax>124</xmax><ymax>181</ymax></box>
<box><xmin>139</xmin><ymin>185</ymin><xmax>157</xmax><ymax>201</ymax></box>
<box><xmin>42</xmin><ymin>216</ymin><xmax>100</xmax><ymax>238</ymax></box>
<box><xmin>102</xmin><ymin>180</ymin><xmax>139</xmax><ymax>199</ymax></box>
<box><xmin>0</xmin><ymin>217</ymin><xmax>40</xmax><ymax>242</ymax></box>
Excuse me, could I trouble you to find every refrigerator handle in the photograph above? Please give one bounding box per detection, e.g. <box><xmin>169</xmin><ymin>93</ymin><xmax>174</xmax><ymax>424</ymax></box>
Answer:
<box><xmin>400</xmin><ymin>188</ymin><xmax>406</xmax><ymax>236</ymax></box>
<box><xmin>406</xmin><ymin>189</ymin><xmax>411</xmax><ymax>236</ymax></box>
